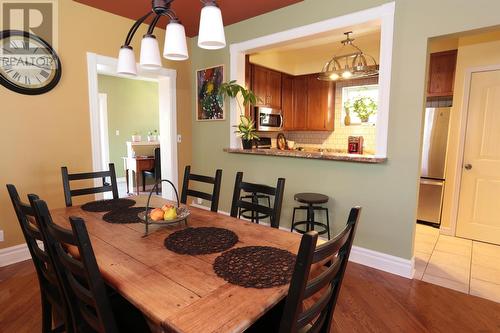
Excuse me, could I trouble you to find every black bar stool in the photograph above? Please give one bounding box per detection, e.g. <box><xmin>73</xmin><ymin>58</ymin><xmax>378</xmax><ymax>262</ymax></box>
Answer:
<box><xmin>291</xmin><ymin>193</ymin><xmax>331</xmax><ymax>239</ymax></box>
<box><xmin>239</xmin><ymin>192</ymin><xmax>271</xmax><ymax>223</ymax></box>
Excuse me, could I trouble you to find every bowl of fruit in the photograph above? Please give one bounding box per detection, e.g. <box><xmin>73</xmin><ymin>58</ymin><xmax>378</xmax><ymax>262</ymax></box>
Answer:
<box><xmin>138</xmin><ymin>203</ymin><xmax>190</xmax><ymax>225</ymax></box>
<box><xmin>138</xmin><ymin>179</ymin><xmax>190</xmax><ymax>236</ymax></box>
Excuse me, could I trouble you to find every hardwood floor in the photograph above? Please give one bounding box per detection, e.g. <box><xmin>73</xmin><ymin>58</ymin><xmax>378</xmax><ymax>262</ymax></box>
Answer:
<box><xmin>1</xmin><ymin>260</ymin><xmax>500</xmax><ymax>332</ymax></box>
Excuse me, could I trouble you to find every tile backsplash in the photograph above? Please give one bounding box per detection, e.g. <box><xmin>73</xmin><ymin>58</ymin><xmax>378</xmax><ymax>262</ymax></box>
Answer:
<box><xmin>260</xmin><ymin>77</ymin><xmax>378</xmax><ymax>154</ymax></box>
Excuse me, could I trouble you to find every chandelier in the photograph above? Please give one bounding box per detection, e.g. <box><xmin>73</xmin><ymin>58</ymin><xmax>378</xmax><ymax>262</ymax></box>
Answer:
<box><xmin>117</xmin><ymin>0</ymin><xmax>226</xmax><ymax>75</ymax></box>
<box><xmin>318</xmin><ymin>31</ymin><xmax>379</xmax><ymax>81</ymax></box>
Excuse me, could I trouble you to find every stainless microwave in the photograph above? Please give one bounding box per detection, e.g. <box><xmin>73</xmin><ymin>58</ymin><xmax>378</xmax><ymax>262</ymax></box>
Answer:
<box><xmin>256</xmin><ymin>107</ymin><xmax>283</xmax><ymax>131</ymax></box>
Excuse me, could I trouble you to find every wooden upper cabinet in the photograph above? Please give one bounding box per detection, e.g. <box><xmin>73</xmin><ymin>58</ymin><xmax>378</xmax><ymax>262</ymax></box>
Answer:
<box><xmin>282</xmin><ymin>74</ymin><xmax>295</xmax><ymax>130</ymax></box>
<box><xmin>251</xmin><ymin>64</ymin><xmax>281</xmax><ymax>108</ymax></box>
<box><xmin>427</xmin><ymin>50</ymin><xmax>458</xmax><ymax>98</ymax></box>
<box><xmin>267</xmin><ymin>70</ymin><xmax>282</xmax><ymax>109</ymax></box>
<box><xmin>293</xmin><ymin>75</ymin><xmax>308</xmax><ymax>130</ymax></box>
<box><xmin>306</xmin><ymin>75</ymin><xmax>334</xmax><ymax>131</ymax></box>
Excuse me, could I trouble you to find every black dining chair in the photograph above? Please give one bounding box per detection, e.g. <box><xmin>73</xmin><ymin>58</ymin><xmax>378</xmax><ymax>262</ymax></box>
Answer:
<box><xmin>248</xmin><ymin>207</ymin><xmax>361</xmax><ymax>333</ymax></box>
<box><xmin>230</xmin><ymin>172</ymin><xmax>285</xmax><ymax>228</ymax></box>
<box><xmin>180</xmin><ymin>165</ymin><xmax>223</xmax><ymax>212</ymax></box>
<box><xmin>61</xmin><ymin>163</ymin><xmax>119</xmax><ymax>207</ymax></box>
<box><xmin>6</xmin><ymin>184</ymin><xmax>71</xmax><ymax>333</ymax></box>
<box><xmin>142</xmin><ymin>147</ymin><xmax>161</xmax><ymax>194</ymax></box>
<box><xmin>31</xmin><ymin>198</ymin><xmax>151</xmax><ymax>333</ymax></box>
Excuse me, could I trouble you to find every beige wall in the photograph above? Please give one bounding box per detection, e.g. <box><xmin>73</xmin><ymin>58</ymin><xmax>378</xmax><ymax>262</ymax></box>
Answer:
<box><xmin>0</xmin><ymin>1</ymin><xmax>192</xmax><ymax>249</ymax></box>
<box><xmin>440</xmin><ymin>32</ymin><xmax>500</xmax><ymax>231</ymax></box>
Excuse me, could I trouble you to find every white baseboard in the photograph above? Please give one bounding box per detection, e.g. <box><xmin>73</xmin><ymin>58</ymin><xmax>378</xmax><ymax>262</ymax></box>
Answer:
<box><xmin>349</xmin><ymin>246</ymin><xmax>414</xmax><ymax>279</ymax></box>
<box><xmin>0</xmin><ymin>243</ymin><xmax>34</xmax><ymax>267</ymax></box>
<box><xmin>189</xmin><ymin>202</ymin><xmax>414</xmax><ymax>279</ymax></box>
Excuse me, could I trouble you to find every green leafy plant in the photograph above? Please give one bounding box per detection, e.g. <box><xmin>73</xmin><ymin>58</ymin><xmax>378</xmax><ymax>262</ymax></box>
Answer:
<box><xmin>148</xmin><ymin>129</ymin><xmax>158</xmax><ymax>136</ymax></box>
<box><xmin>351</xmin><ymin>96</ymin><xmax>377</xmax><ymax>122</ymax></box>
<box><xmin>219</xmin><ymin>80</ymin><xmax>260</xmax><ymax>141</ymax></box>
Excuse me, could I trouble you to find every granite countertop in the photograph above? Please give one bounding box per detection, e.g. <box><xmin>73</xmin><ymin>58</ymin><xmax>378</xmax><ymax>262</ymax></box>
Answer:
<box><xmin>223</xmin><ymin>148</ymin><xmax>387</xmax><ymax>164</ymax></box>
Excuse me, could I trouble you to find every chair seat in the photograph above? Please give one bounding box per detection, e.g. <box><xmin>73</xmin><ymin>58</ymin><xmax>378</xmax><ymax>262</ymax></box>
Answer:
<box><xmin>294</xmin><ymin>193</ymin><xmax>329</xmax><ymax>205</ymax></box>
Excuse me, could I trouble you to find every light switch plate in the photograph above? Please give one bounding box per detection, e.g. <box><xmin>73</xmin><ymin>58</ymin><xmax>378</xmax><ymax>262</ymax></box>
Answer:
<box><xmin>115</xmin><ymin>130</ymin><xmax>120</xmax><ymax>136</ymax></box>
<box><xmin>0</xmin><ymin>230</ymin><xmax>4</xmax><ymax>242</ymax></box>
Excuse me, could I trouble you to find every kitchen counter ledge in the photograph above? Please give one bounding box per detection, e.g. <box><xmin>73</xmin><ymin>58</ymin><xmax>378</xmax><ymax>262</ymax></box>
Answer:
<box><xmin>224</xmin><ymin>148</ymin><xmax>387</xmax><ymax>164</ymax></box>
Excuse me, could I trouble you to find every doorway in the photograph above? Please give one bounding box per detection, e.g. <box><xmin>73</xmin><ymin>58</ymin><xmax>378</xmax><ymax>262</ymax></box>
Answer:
<box><xmin>455</xmin><ymin>69</ymin><xmax>500</xmax><ymax>245</ymax></box>
<box><xmin>86</xmin><ymin>53</ymin><xmax>179</xmax><ymax>200</ymax></box>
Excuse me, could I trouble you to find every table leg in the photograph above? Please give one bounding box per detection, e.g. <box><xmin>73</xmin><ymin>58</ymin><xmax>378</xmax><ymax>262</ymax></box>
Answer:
<box><xmin>135</xmin><ymin>170</ymin><xmax>140</xmax><ymax>195</ymax></box>
<box><xmin>125</xmin><ymin>169</ymin><xmax>130</xmax><ymax>194</ymax></box>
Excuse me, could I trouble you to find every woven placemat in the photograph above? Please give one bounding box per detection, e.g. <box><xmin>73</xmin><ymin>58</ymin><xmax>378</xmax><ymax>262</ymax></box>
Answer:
<box><xmin>164</xmin><ymin>227</ymin><xmax>238</xmax><ymax>255</ymax></box>
<box><xmin>102</xmin><ymin>207</ymin><xmax>145</xmax><ymax>224</ymax></box>
<box><xmin>81</xmin><ymin>198</ymin><xmax>136</xmax><ymax>212</ymax></box>
<box><xmin>213</xmin><ymin>246</ymin><xmax>296</xmax><ymax>289</ymax></box>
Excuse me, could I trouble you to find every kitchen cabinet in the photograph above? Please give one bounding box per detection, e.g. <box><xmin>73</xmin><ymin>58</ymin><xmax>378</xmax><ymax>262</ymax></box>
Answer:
<box><xmin>292</xmin><ymin>75</ymin><xmax>308</xmax><ymax>130</ymax></box>
<box><xmin>282</xmin><ymin>74</ymin><xmax>294</xmax><ymax>130</ymax></box>
<box><xmin>251</xmin><ymin>64</ymin><xmax>282</xmax><ymax>108</ymax></box>
<box><xmin>427</xmin><ymin>49</ymin><xmax>457</xmax><ymax>98</ymax></box>
<box><xmin>306</xmin><ymin>75</ymin><xmax>334</xmax><ymax>131</ymax></box>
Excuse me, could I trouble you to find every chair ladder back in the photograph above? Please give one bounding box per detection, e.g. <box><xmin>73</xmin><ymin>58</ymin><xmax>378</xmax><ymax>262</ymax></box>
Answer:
<box><xmin>230</xmin><ymin>172</ymin><xmax>286</xmax><ymax>228</ymax></box>
<box><xmin>279</xmin><ymin>207</ymin><xmax>361</xmax><ymax>333</ymax></box>
<box><xmin>180</xmin><ymin>165</ymin><xmax>223</xmax><ymax>212</ymax></box>
<box><xmin>32</xmin><ymin>198</ymin><xmax>119</xmax><ymax>333</ymax></box>
<box><xmin>6</xmin><ymin>185</ymin><xmax>57</xmax><ymax>291</ymax></box>
<box><xmin>61</xmin><ymin>163</ymin><xmax>119</xmax><ymax>207</ymax></box>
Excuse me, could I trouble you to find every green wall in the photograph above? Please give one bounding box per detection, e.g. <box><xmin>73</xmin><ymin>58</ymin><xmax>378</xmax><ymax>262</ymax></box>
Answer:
<box><xmin>189</xmin><ymin>0</ymin><xmax>500</xmax><ymax>260</ymax></box>
<box><xmin>98</xmin><ymin>75</ymin><xmax>159</xmax><ymax>177</ymax></box>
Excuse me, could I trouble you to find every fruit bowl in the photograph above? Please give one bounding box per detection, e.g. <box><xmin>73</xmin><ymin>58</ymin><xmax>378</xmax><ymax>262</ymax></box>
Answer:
<box><xmin>139</xmin><ymin>179</ymin><xmax>189</xmax><ymax>236</ymax></box>
<box><xmin>138</xmin><ymin>206</ymin><xmax>190</xmax><ymax>225</ymax></box>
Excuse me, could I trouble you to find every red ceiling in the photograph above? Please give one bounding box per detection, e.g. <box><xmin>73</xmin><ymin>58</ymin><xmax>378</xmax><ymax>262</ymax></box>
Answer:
<box><xmin>74</xmin><ymin>0</ymin><xmax>303</xmax><ymax>37</ymax></box>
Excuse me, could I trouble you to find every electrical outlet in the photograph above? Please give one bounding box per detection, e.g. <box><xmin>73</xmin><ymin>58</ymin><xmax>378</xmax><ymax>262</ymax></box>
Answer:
<box><xmin>177</xmin><ymin>134</ymin><xmax>182</xmax><ymax>143</ymax></box>
<box><xmin>196</xmin><ymin>198</ymin><xmax>203</xmax><ymax>205</ymax></box>
<box><xmin>115</xmin><ymin>130</ymin><xmax>120</xmax><ymax>136</ymax></box>
<box><xmin>0</xmin><ymin>230</ymin><xmax>4</xmax><ymax>242</ymax></box>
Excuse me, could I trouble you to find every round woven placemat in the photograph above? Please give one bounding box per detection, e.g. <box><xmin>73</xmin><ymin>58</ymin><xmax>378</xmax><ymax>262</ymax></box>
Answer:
<box><xmin>102</xmin><ymin>207</ymin><xmax>145</xmax><ymax>224</ymax></box>
<box><xmin>81</xmin><ymin>198</ymin><xmax>136</xmax><ymax>212</ymax></box>
<box><xmin>164</xmin><ymin>227</ymin><xmax>238</xmax><ymax>255</ymax></box>
<box><xmin>213</xmin><ymin>246</ymin><xmax>296</xmax><ymax>289</ymax></box>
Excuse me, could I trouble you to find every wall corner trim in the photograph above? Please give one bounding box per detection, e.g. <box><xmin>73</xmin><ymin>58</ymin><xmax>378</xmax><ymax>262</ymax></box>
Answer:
<box><xmin>349</xmin><ymin>246</ymin><xmax>415</xmax><ymax>279</ymax></box>
<box><xmin>0</xmin><ymin>241</ymin><xmax>42</xmax><ymax>268</ymax></box>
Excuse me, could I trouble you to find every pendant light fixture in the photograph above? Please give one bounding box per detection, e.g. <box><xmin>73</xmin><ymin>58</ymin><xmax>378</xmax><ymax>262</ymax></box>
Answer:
<box><xmin>117</xmin><ymin>0</ymin><xmax>226</xmax><ymax>76</ymax></box>
<box><xmin>318</xmin><ymin>31</ymin><xmax>379</xmax><ymax>81</ymax></box>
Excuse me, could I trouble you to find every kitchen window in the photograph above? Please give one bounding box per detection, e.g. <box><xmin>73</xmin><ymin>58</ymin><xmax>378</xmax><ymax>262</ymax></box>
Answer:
<box><xmin>341</xmin><ymin>84</ymin><xmax>379</xmax><ymax>125</ymax></box>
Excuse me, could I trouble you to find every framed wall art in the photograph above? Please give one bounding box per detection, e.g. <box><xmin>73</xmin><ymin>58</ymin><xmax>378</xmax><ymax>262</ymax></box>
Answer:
<box><xmin>196</xmin><ymin>65</ymin><xmax>224</xmax><ymax>121</ymax></box>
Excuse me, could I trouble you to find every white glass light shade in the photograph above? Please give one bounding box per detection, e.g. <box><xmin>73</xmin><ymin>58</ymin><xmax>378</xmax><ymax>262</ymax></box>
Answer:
<box><xmin>198</xmin><ymin>4</ymin><xmax>226</xmax><ymax>50</ymax></box>
<box><xmin>342</xmin><ymin>70</ymin><xmax>353</xmax><ymax>79</ymax></box>
<box><xmin>163</xmin><ymin>21</ymin><xmax>189</xmax><ymax>61</ymax></box>
<box><xmin>117</xmin><ymin>46</ymin><xmax>137</xmax><ymax>76</ymax></box>
<box><xmin>140</xmin><ymin>35</ymin><xmax>162</xmax><ymax>69</ymax></box>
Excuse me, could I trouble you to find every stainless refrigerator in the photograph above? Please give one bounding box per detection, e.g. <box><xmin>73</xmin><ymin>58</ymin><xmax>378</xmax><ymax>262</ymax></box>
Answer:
<box><xmin>417</xmin><ymin>107</ymin><xmax>451</xmax><ymax>226</ymax></box>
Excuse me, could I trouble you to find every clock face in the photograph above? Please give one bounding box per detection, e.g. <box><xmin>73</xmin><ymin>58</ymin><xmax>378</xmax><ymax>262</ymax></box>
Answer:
<box><xmin>0</xmin><ymin>30</ymin><xmax>61</xmax><ymax>95</ymax></box>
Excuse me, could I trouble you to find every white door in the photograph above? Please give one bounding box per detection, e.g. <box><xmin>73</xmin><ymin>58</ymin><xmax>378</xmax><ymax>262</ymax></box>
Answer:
<box><xmin>456</xmin><ymin>70</ymin><xmax>500</xmax><ymax>245</ymax></box>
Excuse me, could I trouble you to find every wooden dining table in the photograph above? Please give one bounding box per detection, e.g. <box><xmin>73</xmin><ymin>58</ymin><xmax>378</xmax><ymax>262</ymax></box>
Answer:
<box><xmin>50</xmin><ymin>195</ymin><xmax>303</xmax><ymax>333</ymax></box>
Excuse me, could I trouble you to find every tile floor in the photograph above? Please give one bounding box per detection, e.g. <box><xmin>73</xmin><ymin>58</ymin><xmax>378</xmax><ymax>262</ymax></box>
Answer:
<box><xmin>414</xmin><ymin>223</ymin><xmax>500</xmax><ymax>303</ymax></box>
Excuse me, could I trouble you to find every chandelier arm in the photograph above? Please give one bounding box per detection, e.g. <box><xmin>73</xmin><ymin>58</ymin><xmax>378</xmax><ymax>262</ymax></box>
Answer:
<box><xmin>147</xmin><ymin>14</ymin><xmax>162</xmax><ymax>35</ymax></box>
<box><xmin>159</xmin><ymin>9</ymin><xmax>179</xmax><ymax>21</ymax></box>
<box><xmin>124</xmin><ymin>11</ymin><xmax>154</xmax><ymax>46</ymax></box>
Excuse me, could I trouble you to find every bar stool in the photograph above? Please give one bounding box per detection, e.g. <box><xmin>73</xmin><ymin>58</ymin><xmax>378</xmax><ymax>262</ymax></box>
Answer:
<box><xmin>239</xmin><ymin>192</ymin><xmax>271</xmax><ymax>223</ymax></box>
<box><xmin>291</xmin><ymin>192</ymin><xmax>331</xmax><ymax>239</ymax></box>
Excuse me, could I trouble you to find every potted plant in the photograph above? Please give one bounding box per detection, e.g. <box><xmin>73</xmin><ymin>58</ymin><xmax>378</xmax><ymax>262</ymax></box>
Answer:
<box><xmin>219</xmin><ymin>80</ymin><xmax>260</xmax><ymax>149</ymax></box>
<box><xmin>352</xmin><ymin>96</ymin><xmax>377</xmax><ymax>123</ymax></box>
<box><xmin>147</xmin><ymin>130</ymin><xmax>158</xmax><ymax>142</ymax></box>
<box><xmin>131</xmin><ymin>131</ymin><xmax>142</xmax><ymax>142</ymax></box>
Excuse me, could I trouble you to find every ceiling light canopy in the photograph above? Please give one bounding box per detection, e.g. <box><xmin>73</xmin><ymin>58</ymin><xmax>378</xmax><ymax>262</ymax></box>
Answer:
<box><xmin>318</xmin><ymin>31</ymin><xmax>379</xmax><ymax>82</ymax></box>
<box><xmin>117</xmin><ymin>0</ymin><xmax>226</xmax><ymax>76</ymax></box>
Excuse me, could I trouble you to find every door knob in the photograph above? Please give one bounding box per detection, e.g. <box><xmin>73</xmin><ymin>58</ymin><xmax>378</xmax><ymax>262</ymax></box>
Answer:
<box><xmin>464</xmin><ymin>163</ymin><xmax>472</xmax><ymax>170</ymax></box>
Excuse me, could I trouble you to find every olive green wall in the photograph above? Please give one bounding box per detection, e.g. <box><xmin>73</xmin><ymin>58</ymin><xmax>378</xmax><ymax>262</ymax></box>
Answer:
<box><xmin>189</xmin><ymin>0</ymin><xmax>500</xmax><ymax>260</ymax></box>
<box><xmin>97</xmin><ymin>75</ymin><xmax>159</xmax><ymax>178</ymax></box>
